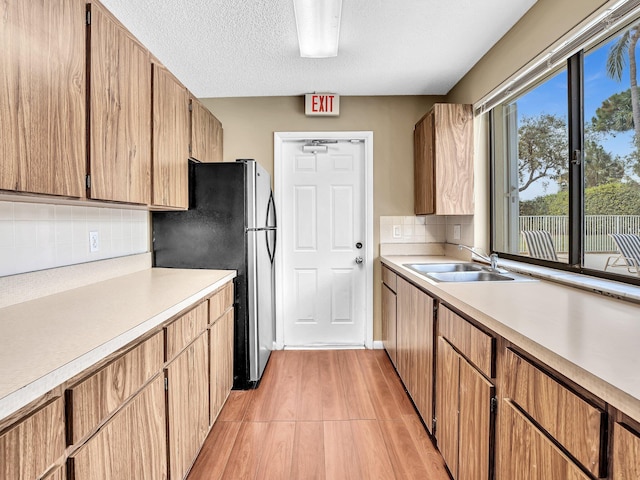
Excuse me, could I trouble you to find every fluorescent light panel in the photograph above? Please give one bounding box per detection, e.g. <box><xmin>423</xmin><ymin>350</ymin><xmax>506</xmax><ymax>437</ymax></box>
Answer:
<box><xmin>293</xmin><ymin>0</ymin><xmax>343</xmax><ymax>58</ymax></box>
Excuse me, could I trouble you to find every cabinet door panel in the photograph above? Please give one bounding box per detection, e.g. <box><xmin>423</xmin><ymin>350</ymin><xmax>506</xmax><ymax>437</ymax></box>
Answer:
<box><xmin>89</xmin><ymin>3</ymin><xmax>151</xmax><ymax>204</ymax></box>
<box><xmin>458</xmin><ymin>358</ymin><xmax>493</xmax><ymax>480</ymax></box>
<box><xmin>69</xmin><ymin>376</ymin><xmax>167</xmax><ymax>480</ymax></box>
<box><xmin>498</xmin><ymin>400</ymin><xmax>589</xmax><ymax>480</ymax></box>
<box><xmin>152</xmin><ymin>65</ymin><xmax>189</xmax><ymax>209</ymax></box>
<box><xmin>210</xmin><ymin>309</ymin><xmax>234</xmax><ymax>424</ymax></box>
<box><xmin>0</xmin><ymin>398</ymin><xmax>65</xmax><ymax>480</ymax></box>
<box><xmin>395</xmin><ymin>277</ymin><xmax>413</xmax><ymax>384</ymax></box>
<box><xmin>414</xmin><ymin>111</ymin><xmax>434</xmax><ymax>214</ymax></box>
<box><xmin>413</xmin><ymin>288</ymin><xmax>434</xmax><ymax>431</ymax></box>
<box><xmin>612</xmin><ymin>422</ymin><xmax>640</xmax><ymax>480</ymax></box>
<box><xmin>0</xmin><ymin>0</ymin><xmax>85</xmax><ymax>197</ymax></box>
<box><xmin>436</xmin><ymin>337</ymin><xmax>459</xmax><ymax>479</ymax></box>
<box><xmin>191</xmin><ymin>99</ymin><xmax>223</xmax><ymax>163</ymax></box>
<box><xmin>381</xmin><ymin>283</ymin><xmax>397</xmax><ymax>367</ymax></box>
<box><xmin>166</xmin><ymin>334</ymin><xmax>209</xmax><ymax>480</ymax></box>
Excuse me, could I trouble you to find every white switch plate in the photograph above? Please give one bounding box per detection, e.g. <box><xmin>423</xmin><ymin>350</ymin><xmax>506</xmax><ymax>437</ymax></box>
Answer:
<box><xmin>393</xmin><ymin>225</ymin><xmax>402</xmax><ymax>238</ymax></box>
<box><xmin>453</xmin><ymin>224</ymin><xmax>461</xmax><ymax>240</ymax></box>
<box><xmin>89</xmin><ymin>231</ymin><xmax>99</xmax><ymax>252</ymax></box>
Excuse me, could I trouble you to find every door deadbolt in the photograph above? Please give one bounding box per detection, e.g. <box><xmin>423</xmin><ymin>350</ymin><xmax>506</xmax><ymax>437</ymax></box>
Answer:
<box><xmin>355</xmin><ymin>242</ymin><xmax>363</xmax><ymax>249</ymax></box>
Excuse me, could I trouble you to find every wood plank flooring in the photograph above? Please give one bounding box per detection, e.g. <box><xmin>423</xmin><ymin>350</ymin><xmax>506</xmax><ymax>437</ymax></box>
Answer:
<box><xmin>187</xmin><ymin>349</ymin><xmax>450</xmax><ymax>480</ymax></box>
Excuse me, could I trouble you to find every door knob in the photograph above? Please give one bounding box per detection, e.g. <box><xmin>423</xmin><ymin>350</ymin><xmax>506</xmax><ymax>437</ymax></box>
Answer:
<box><xmin>355</xmin><ymin>256</ymin><xmax>363</xmax><ymax>264</ymax></box>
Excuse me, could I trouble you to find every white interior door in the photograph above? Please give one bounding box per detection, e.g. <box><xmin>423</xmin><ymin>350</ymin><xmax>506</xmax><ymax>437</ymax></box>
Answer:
<box><xmin>278</xmin><ymin>137</ymin><xmax>368</xmax><ymax>348</ymax></box>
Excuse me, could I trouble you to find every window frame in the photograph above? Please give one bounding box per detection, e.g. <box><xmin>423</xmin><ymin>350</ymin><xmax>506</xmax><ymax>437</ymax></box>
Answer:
<box><xmin>489</xmin><ymin>49</ymin><xmax>640</xmax><ymax>287</ymax></box>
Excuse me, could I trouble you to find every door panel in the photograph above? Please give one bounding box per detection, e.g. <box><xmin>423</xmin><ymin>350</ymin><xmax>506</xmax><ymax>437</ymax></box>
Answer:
<box><xmin>282</xmin><ymin>139</ymin><xmax>366</xmax><ymax>347</ymax></box>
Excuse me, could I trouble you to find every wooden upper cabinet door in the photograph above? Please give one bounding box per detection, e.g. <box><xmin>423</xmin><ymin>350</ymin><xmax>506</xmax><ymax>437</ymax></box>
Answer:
<box><xmin>88</xmin><ymin>3</ymin><xmax>151</xmax><ymax>205</ymax></box>
<box><xmin>414</xmin><ymin>104</ymin><xmax>473</xmax><ymax>215</ymax></box>
<box><xmin>0</xmin><ymin>0</ymin><xmax>85</xmax><ymax>197</ymax></box>
<box><xmin>191</xmin><ymin>99</ymin><xmax>223</xmax><ymax>163</ymax></box>
<box><xmin>152</xmin><ymin>65</ymin><xmax>189</xmax><ymax>209</ymax></box>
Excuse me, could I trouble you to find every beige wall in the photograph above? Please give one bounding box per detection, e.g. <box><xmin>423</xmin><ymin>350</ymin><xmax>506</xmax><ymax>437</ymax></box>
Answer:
<box><xmin>201</xmin><ymin>95</ymin><xmax>443</xmax><ymax>341</ymax></box>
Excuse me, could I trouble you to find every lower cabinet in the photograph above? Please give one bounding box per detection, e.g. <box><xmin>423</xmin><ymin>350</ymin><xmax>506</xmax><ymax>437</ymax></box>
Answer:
<box><xmin>0</xmin><ymin>397</ymin><xmax>65</xmax><ymax>480</ymax></box>
<box><xmin>435</xmin><ymin>306</ymin><xmax>494</xmax><ymax>480</ymax></box>
<box><xmin>381</xmin><ymin>266</ymin><xmax>398</xmax><ymax>367</ymax></box>
<box><xmin>68</xmin><ymin>375</ymin><xmax>167</xmax><ymax>480</ymax></box>
<box><xmin>396</xmin><ymin>276</ymin><xmax>434</xmax><ymax>432</ymax></box>
<box><xmin>612</xmin><ymin>422</ymin><xmax>640</xmax><ymax>479</ymax></box>
<box><xmin>498</xmin><ymin>348</ymin><xmax>606</xmax><ymax>479</ymax></box>
<box><xmin>41</xmin><ymin>465</ymin><xmax>65</xmax><ymax>480</ymax></box>
<box><xmin>499</xmin><ymin>400</ymin><xmax>589</xmax><ymax>480</ymax></box>
<box><xmin>436</xmin><ymin>337</ymin><xmax>493</xmax><ymax>480</ymax></box>
<box><xmin>165</xmin><ymin>333</ymin><xmax>209</xmax><ymax>480</ymax></box>
<box><xmin>209</xmin><ymin>309</ymin><xmax>234</xmax><ymax>424</ymax></box>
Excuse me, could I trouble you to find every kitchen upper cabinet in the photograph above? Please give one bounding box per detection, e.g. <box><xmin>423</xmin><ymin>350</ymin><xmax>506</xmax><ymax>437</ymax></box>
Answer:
<box><xmin>436</xmin><ymin>306</ymin><xmax>494</xmax><ymax>480</ymax></box>
<box><xmin>87</xmin><ymin>2</ymin><xmax>151</xmax><ymax>205</ymax></box>
<box><xmin>612</xmin><ymin>422</ymin><xmax>640</xmax><ymax>480</ymax></box>
<box><xmin>0</xmin><ymin>397</ymin><xmax>65</xmax><ymax>480</ymax></box>
<box><xmin>165</xmin><ymin>333</ymin><xmax>209</xmax><ymax>480</ymax></box>
<box><xmin>381</xmin><ymin>265</ymin><xmax>398</xmax><ymax>367</ymax></box>
<box><xmin>0</xmin><ymin>0</ymin><xmax>85</xmax><ymax>198</ymax></box>
<box><xmin>499</xmin><ymin>348</ymin><xmax>606</xmax><ymax>479</ymax></box>
<box><xmin>152</xmin><ymin>64</ymin><xmax>190</xmax><ymax>210</ymax></box>
<box><xmin>68</xmin><ymin>375</ymin><xmax>167</xmax><ymax>480</ymax></box>
<box><xmin>414</xmin><ymin>103</ymin><xmax>473</xmax><ymax>215</ymax></box>
<box><xmin>191</xmin><ymin>98</ymin><xmax>223</xmax><ymax>163</ymax></box>
<box><xmin>396</xmin><ymin>276</ymin><xmax>434</xmax><ymax>432</ymax></box>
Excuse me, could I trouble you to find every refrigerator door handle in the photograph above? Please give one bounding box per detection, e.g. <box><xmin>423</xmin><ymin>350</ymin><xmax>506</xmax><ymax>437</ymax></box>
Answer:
<box><xmin>266</xmin><ymin>192</ymin><xmax>277</xmax><ymax>264</ymax></box>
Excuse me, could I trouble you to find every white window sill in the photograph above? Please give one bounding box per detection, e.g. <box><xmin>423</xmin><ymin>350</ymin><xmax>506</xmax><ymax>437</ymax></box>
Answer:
<box><xmin>499</xmin><ymin>259</ymin><xmax>640</xmax><ymax>304</ymax></box>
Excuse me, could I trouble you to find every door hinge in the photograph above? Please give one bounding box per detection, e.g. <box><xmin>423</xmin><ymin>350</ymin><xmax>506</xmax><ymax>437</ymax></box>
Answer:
<box><xmin>432</xmin><ymin>417</ymin><xmax>436</xmax><ymax>433</ymax></box>
<box><xmin>85</xmin><ymin>174</ymin><xmax>91</xmax><ymax>190</ymax></box>
<box><xmin>164</xmin><ymin>376</ymin><xmax>168</xmax><ymax>391</ymax></box>
<box><xmin>86</xmin><ymin>9</ymin><xmax>91</xmax><ymax>25</ymax></box>
<box><xmin>490</xmin><ymin>396</ymin><xmax>498</xmax><ymax>413</ymax></box>
<box><xmin>188</xmin><ymin>102</ymin><xmax>193</xmax><ymax>112</ymax></box>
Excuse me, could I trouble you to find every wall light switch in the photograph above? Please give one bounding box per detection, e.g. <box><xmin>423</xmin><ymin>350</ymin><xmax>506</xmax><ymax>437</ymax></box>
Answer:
<box><xmin>393</xmin><ymin>225</ymin><xmax>402</xmax><ymax>238</ymax></box>
<box><xmin>89</xmin><ymin>231</ymin><xmax>99</xmax><ymax>252</ymax></box>
<box><xmin>453</xmin><ymin>224</ymin><xmax>461</xmax><ymax>240</ymax></box>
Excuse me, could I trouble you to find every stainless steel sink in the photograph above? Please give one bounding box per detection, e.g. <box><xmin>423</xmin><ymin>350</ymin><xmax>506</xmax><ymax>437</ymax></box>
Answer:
<box><xmin>403</xmin><ymin>262</ymin><xmax>484</xmax><ymax>274</ymax></box>
<box><xmin>425</xmin><ymin>271</ymin><xmax>515</xmax><ymax>282</ymax></box>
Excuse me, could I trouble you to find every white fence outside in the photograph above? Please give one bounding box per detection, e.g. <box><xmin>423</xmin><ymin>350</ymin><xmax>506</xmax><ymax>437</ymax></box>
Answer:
<box><xmin>519</xmin><ymin>215</ymin><xmax>640</xmax><ymax>253</ymax></box>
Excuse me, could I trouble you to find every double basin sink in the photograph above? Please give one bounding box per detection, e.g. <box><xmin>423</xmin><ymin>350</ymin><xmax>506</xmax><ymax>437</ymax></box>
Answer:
<box><xmin>404</xmin><ymin>262</ymin><xmax>519</xmax><ymax>283</ymax></box>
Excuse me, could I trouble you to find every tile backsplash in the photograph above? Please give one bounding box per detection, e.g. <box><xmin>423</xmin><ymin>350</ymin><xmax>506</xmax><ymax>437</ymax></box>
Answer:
<box><xmin>380</xmin><ymin>215</ymin><xmax>473</xmax><ymax>246</ymax></box>
<box><xmin>0</xmin><ymin>201</ymin><xmax>149</xmax><ymax>277</ymax></box>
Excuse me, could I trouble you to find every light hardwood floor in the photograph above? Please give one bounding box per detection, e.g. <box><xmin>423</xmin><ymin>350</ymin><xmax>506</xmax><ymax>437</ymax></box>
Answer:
<box><xmin>188</xmin><ymin>349</ymin><xmax>450</xmax><ymax>480</ymax></box>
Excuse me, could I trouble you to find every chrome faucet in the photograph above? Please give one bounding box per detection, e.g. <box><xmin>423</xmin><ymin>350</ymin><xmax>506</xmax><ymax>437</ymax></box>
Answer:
<box><xmin>458</xmin><ymin>245</ymin><xmax>499</xmax><ymax>272</ymax></box>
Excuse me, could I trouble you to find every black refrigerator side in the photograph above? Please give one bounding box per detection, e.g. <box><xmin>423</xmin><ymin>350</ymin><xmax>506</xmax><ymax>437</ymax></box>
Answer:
<box><xmin>152</xmin><ymin>161</ymin><xmax>252</xmax><ymax>389</ymax></box>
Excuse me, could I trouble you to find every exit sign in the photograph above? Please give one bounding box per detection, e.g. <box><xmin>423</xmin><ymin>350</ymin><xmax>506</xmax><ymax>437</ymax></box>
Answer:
<box><xmin>305</xmin><ymin>93</ymin><xmax>340</xmax><ymax>116</ymax></box>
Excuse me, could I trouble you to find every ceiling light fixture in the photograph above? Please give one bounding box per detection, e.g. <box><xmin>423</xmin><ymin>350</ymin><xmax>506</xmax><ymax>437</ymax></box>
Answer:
<box><xmin>293</xmin><ymin>0</ymin><xmax>343</xmax><ymax>58</ymax></box>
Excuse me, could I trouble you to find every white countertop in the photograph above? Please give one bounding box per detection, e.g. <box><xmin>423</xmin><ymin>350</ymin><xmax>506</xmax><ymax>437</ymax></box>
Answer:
<box><xmin>382</xmin><ymin>254</ymin><xmax>640</xmax><ymax>421</ymax></box>
<box><xmin>0</xmin><ymin>267</ymin><xmax>235</xmax><ymax>419</ymax></box>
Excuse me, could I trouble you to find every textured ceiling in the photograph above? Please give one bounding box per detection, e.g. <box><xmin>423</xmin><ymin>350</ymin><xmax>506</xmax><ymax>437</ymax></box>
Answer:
<box><xmin>99</xmin><ymin>0</ymin><xmax>537</xmax><ymax>98</ymax></box>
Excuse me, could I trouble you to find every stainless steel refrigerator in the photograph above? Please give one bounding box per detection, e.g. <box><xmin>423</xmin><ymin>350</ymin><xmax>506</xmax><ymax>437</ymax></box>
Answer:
<box><xmin>152</xmin><ymin>159</ymin><xmax>276</xmax><ymax>389</ymax></box>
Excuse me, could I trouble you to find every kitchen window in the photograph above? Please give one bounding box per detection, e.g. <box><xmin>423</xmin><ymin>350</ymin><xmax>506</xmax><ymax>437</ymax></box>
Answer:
<box><xmin>491</xmin><ymin>17</ymin><xmax>640</xmax><ymax>285</ymax></box>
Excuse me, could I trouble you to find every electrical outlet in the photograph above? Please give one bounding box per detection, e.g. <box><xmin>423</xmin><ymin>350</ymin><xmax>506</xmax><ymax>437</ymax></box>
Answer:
<box><xmin>453</xmin><ymin>224</ymin><xmax>461</xmax><ymax>240</ymax></box>
<box><xmin>89</xmin><ymin>231</ymin><xmax>99</xmax><ymax>252</ymax></box>
<box><xmin>393</xmin><ymin>225</ymin><xmax>402</xmax><ymax>238</ymax></box>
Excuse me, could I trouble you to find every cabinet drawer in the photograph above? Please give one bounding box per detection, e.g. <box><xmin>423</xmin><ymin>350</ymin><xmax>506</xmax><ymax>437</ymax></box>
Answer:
<box><xmin>612</xmin><ymin>422</ymin><xmax>640</xmax><ymax>480</ymax></box>
<box><xmin>0</xmin><ymin>397</ymin><xmax>65</xmax><ymax>480</ymax></box>
<box><xmin>166</xmin><ymin>301</ymin><xmax>208</xmax><ymax>360</ymax></box>
<box><xmin>438</xmin><ymin>305</ymin><xmax>493</xmax><ymax>377</ymax></box>
<box><xmin>209</xmin><ymin>281</ymin><xmax>234</xmax><ymax>323</ymax></box>
<box><xmin>504</xmin><ymin>349</ymin><xmax>605</xmax><ymax>477</ymax></box>
<box><xmin>499</xmin><ymin>399</ymin><xmax>590</xmax><ymax>480</ymax></box>
<box><xmin>66</xmin><ymin>332</ymin><xmax>163</xmax><ymax>445</ymax></box>
<box><xmin>381</xmin><ymin>265</ymin><xmax>397</xmax><ymax>292</ymax></box>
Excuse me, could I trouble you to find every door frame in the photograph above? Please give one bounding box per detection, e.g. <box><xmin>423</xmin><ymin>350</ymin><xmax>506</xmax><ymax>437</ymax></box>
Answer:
<box><xmin>273</xmin><ymin>131</ymin><xmax>374</xmax><ymax>349</ymax></box>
